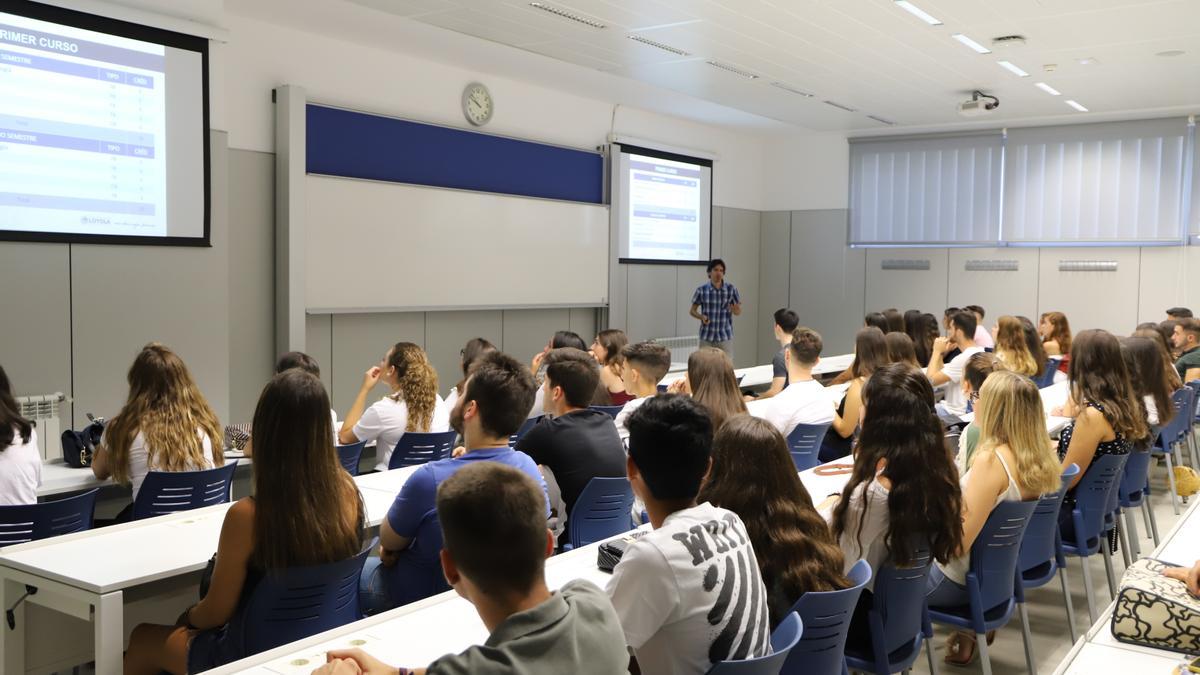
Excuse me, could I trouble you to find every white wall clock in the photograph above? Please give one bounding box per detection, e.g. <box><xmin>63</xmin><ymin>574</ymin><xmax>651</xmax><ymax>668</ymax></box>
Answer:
<box><xmin>462</xmin><ymin>82</ymin><xmax>494</xmax><ymax>126</ymax></box>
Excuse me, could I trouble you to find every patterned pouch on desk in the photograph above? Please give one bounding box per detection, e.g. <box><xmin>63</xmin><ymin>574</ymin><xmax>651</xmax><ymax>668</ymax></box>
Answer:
<box><xmin>1110</xmin><ymin>558</ymin><xmax>1200</xmax><ymax>655</ymax></box>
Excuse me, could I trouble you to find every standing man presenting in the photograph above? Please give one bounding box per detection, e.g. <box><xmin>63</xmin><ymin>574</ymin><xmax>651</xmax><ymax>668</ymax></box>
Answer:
<box><xmin>689</xmin><ymin>258</ymin><xmax>742</xmax><ymax>358</ymax></box>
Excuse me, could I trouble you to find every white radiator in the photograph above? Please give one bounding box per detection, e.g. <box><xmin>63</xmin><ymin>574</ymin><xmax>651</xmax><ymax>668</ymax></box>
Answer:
<box><xmin>16</xmin><ymin>393</ymin><xmax>66</xmax><ymax>462</ymax></box>
<box><xmin>651</xmin><ymin>336</ymin><xmax>700</xmax><ymax>371</ymax></box>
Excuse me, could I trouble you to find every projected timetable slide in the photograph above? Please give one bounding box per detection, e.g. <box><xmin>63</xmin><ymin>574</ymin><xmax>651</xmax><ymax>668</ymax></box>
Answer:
<box><xmin>0</xmin><ymin>12</ymin><xmax>167</xmax><ymax>237</ymax></box>
<box><xmin>627</xmin><ymin>153</ymin><xmax>704</xmax><ymax>261</ymax></box>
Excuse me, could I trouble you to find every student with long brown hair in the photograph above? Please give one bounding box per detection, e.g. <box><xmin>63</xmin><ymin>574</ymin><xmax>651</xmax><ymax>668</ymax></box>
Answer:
<box><xmin>929</xmin><ymin>371</ymin><xmax>1062</xmax><ymax>664</ymax></box>
<box><xmin>123</xmin><ymin>369</ymin><xmax>364</xmax><ymax>675</ymax></box>
<box><xmin>339</xmin><ymin>342</ymin><xmax>450</xmax><ymax>471</ymax></box>
<box><xmin>994</xmin><ymin>316</ymin><xmax>1038</xmax><ymax>377</ymax></box>
<box><xmin>823</xmin><ymin>327</ymin><xmax>888</xmax><ymax>460</ymax></box>
<box><xmin>829</xmin><ymin>364</ymin><xmax>963</xmax><ymax>645</ymax></box>
<box><xmin>885</xmin><ymin>332</ymin><xmax>921</xmax><ymax>369</ymax></box>
<box><xmin>668</xmin><ymin>347</ymin><xmax>747</xmax><ymax>431</ymax></box>
<box><xmin>699</xmin><ymin>415</ymin><xmax>850</xmax><ymax>628</ymax></box>
<box><xmin>93</xmin><ymin>344</ymin><xmax>224</xmax><ymax>512</ymax></box>
<box><xmin>590</xmin><ymin>329</ymin><xmax>633</xmax><ymax>405</ymax></box>
<box><xmin>1120</xmin><ymin>336</ymin><xmax>1175</xmax><ymax>428</ymax></box>
<box><xmin>1040</xmin><ymin>312</ymin><xmax>1073</xmax><ymax>376</ymax></box>
<box><xmin>1133</xmin><ymin>326</ymin><xmax>1184</xmax><ymax>391</ymax></box>
<box><xmin>1018</xmin><ymin>316</ymin><xmax>1049</xmax><ymax>381</ymax></box>
<box><xmin>905</xmin><ymin>310</ymin><xmax>938</xmax><ymax>367</ymax></box>
<box><xmin>0</xmin><ymin>364</ymin><xmax>41</xmax><ymax>505</ymax></box>
<box><xmin>1053</xmin><ymin>330</ymin><xmax>1146</xmax><ymax>537</ymax></box>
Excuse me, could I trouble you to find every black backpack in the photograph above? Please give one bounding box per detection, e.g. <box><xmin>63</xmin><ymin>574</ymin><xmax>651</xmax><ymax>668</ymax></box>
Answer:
<box><xmin>61</xmin><ymin>415</ymin><xmax>106</xmax><ymax>468</ymax></box>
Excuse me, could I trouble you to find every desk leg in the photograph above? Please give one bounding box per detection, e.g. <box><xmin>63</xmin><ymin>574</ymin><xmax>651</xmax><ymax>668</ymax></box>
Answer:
<box><xmin>94</xmin><ymin>590</ymin><xmax>123</xmax><ymax>675</ymax></box>
<box><xmin>1</xmin><ymin>574</ymin><xmax>26</xmax><ymax>674</ymax></box>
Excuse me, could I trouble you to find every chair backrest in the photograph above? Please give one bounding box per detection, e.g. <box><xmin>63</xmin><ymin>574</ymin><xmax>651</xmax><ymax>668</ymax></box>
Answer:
<box><xmin>1066</xmin><ymin>452</ymin><xmax>1129</xmax><ymax>548</ymax></box>
<box><xmin>1178</xmin><ymin>385</ymin><xmax>1197</xmax><ymax>428</ymax></box>
<box><xmin>781</xmin><ymin>559</ymin><xmax>870</xmax><ymax>675</ymax></box>
<box><xmin>589</xmin><ymin>405</ymin><xmax>625</xmax><ymax>419</ymax></box>
<box><xmin>706</xmin><ymin>612</ymin><xmax>803</xmax><ymax>675</ymax></box>
<box><xmin>0</xmin><ymin>489</ymin><xmax>100</xmax><ymax>546</ymax></box>
<box><xmin>241</xmin><ymin>543</ymin><xmax>373</xmax><ymax>654</ymax></box>
<box><xmin>509</xmin><ymin>416</ymin><xmax>542</xmax><ymax>446</ymax></box>
<box><xmin>133</xmin><ymin>462</ymin><xmax>238</xmax><ymax>520</ymax></box>
<box><xmin>1119</xmin><ymin>449</ymin><xmax>1153</xmax><ymax>507</ymax></box>
<box><xmin>1163</xmin><ymin>388</ymin><xmax>1193</xmax><ymax>443</ymax></box>
<box><xmin>1018</xmin><ymin>464</ymin><xmax>1079</xmax><ymax>574</ymax></box>
<box><xmin>568</xmin><ymin>477</ymin><xmax>635</xmax><ymax>549</ymax></box>
<box><xmin>1033</xmin><ymin>360</ymin><xmax>1058</xmax><ymax>388</ymax></box>
<box><xmin>967</xmin><ymin>499</ymin><xmax>1037</xmax><ymax>612</ymax></box>
<box><xmin>388</xmin><ymin>430</ymin><xmax>458</xmax><ymax>469</ymax></box>
<box><xmin>866</xmin><ymin>546</ymin><xmax>934</xmax><ymax>661</ymax></box>
<box><xmin>786</xmin><ymin>422</ymin><xmax>832</xmax><ymax>472</ymax></box>
<box><xmin>1186</xmin><ymin>380</ymin><xmax>1200</xmax><ymax>419</ymax></box>
<box><xmin>336</xmin><ymin>441</ymin><xmax>366</xmax><ymax>476</ymax></box>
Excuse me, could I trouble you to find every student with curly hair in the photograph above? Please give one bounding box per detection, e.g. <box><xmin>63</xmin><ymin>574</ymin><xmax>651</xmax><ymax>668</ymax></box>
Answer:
<box><xmin>338</xmin><ymin>342</ymin><xmax>450</xmax><ymax>472</ymax></box>
<box><xmin>699</xmin><ymin>415</ymin><xmax>850</xmax><ymax>628</ymax></box>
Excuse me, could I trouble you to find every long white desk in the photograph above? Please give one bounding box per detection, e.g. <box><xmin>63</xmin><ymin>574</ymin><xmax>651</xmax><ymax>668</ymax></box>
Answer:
<box><xmin>659</xmin><ymin>353</ymin><xmax>855</xmax><ymax>389</ymax></box>
<box><xmin>959</xmin><ymin>380</ymin><xmax>1073</xmax><ymax>436</ymax></box>
<box><xmin>37</xmin><ymin>449</ymin><xmax>253</xmax><ymax>499</ymax></box>
<box><xmin>0</xmin><ymin>465</ymin><xmax>418</xmax><ymax>675</ymax></box>
<box><xmin>1053</xmin><ymin>497</ymin><xmax>1200</xmax><ymax>674</ymax></box>
<box><xmin>199</xmin><ymin>461</ymin><xmax>856</xmax><ymax>674</ymax></box>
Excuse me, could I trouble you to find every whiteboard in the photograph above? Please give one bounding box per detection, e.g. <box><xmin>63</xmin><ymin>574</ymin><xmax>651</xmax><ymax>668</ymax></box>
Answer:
<box><xmin>305</xmin><ymin>176</ymin><xmax>609</xmax><ymax>312</ymax></box>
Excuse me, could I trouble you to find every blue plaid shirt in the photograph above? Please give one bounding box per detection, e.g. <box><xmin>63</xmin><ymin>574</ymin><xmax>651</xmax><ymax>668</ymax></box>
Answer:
<box><xmin>692</xmin><ymin>281</ymin><xmax>740</xmax><ymax>342</ymax></box>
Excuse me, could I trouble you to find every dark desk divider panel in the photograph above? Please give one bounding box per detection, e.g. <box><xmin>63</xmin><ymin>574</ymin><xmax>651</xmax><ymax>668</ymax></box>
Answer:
<box><xmin>305</xmin><ymin>105</ymin><xmax>604</xmax><ymax>204</ymax></box>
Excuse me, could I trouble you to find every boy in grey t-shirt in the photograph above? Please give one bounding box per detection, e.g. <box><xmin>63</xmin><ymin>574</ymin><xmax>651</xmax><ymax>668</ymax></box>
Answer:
<box><xmin>316</xmin><ymin>463</ymin><xmax>627</xmax><ymax>675</ymax></box>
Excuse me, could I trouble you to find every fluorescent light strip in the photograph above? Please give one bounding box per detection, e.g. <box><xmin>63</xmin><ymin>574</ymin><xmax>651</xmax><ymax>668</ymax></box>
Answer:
<box><xmin>951</xmin><ymin>33</ymin><xmax>991</xmax><ymax>54</ymax></box>
<box><xmin>867</xmin><ymin>114</ymin><xmax>896</xmax><ymax>125</ymax></box>
<box><xmin>1066</xmin><ymin>100</ymin><xmax>1088</xmax><ymax>112</ymax></box>
<box><xmin>770</xmin><ymin>82</ymin><xmax>815</xmax><ymax>97</ymax></box>
<box><xmin>626</xmin><ymin>35</ymin><xmax>690</xmax><ymax>56</ymax></box>
<box><xmin>706</xmin><ymin>60</ymin><xmax>759</xmax><ymax>79</ymax></box>
<box><xmin>1034</xmin><ymin>82</ymin><xmax>1061</xmax><ymax>96</ymax></box>
<box><xmin>528</xmin><ymin>2</ymin><xmax>606</xmax><ymax>29</ymax></box>
<box><xmin>997</xmin><ymin>60</ymin><xmax>1029</xmax><ymax>77</ymax></box>
<box><xmin>824</xmin><ymin>100</ymin><xmax>858</xmax><ymax>112</ymax></box>
<box><xmin>894</xmin><ymin>0</ymin><xmax>942</xmax><ymax>25</ymax></box>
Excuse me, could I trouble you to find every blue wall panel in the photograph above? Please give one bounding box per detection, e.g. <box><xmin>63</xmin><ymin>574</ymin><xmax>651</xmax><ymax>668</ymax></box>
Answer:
<box><xmin>306</xmin><ymin>105</ymin><xmax>603</xmax><ymax>204</ymax></box>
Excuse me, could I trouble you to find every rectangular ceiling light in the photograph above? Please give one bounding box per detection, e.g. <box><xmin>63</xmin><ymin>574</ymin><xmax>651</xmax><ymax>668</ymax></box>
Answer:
<box><xmin>894</xmin><ymin>1</ymin><xmax>942</xmax><ymax>25</ymax></box>
<box><xmin>706</xmin><ymin>60</ymin><xmax>759</xmax><ymax>79</ymax></box>
<box><xmin>951</xmin><ymin>33</ymin><xmax>991</xmax><ymax>54</ymax></box>
<box><xmin>1034</xmin><ymin>82</ymin><xmax>1061</xmax><ymax>95</ymax></box>
<box><xmin>626</xmin><ymin>35</ymin><xmax>690</xmax><ymax>56</ymax></box>
<box><xmin>770</xmin><ymin>82</ymin><xmax>815</xmax><ymax>97</ymax></box>
<box><xmin>1066</xmin><ymin>100</ymin><xmax>1089</xmax><ymax>112</ymax></box>
<box><xmin>528</xmin><ymin>2</ymin><xmax>607</xmax><ymax>29</ymax></box>
<box><xmin>824</xmin><ymin>100</ymin><xmax>858</xmax><ymax>112</ymax></box>
<box><xmin>997</xmin><ymin>60</ymin><xmax>1029</xmax><ymax>77</ymax></box>
<box><xmin>867</xmin><ymin>114</ymin><xmax>896</xmax><ymax>125</ymax></box>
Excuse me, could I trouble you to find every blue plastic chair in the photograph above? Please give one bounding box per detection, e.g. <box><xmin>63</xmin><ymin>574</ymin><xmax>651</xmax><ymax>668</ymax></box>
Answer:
<box><xmin>240</xmin><ymin>540</ymin><xmax>374</xmax><ymax>655</ymax></box>
<box><xmin>133</xmin><ymin>463</ymin><xmax>238</xmax><ymax>520</ymax></box>
<box><xmin>564</xmin><ymin>477</ymin><xmax>635</xmax><ymax>551</ymax></box>
<box><xmin>706</xmin><ymin>612</ymin><xmax>804</xmax><ymax>675</ymax></box>
<box><xmin>1033</xmin><ymin>360</ymin><xmax>1058</xmax><ymax>388</ymax></box>
<box><xmin>780</xmin><ymin>559</ymin><xmax>869</xmax><ymax>675</ymax></box>
<box><xmin>843</xmin><ymin>548</ymin><xmax>936</xmax><ymax>675</ymax></box>
<box><xmin>336</xmin><ymin>441</ymin><xmax>366</xmax><ymax>476</ymax></box>
<box><xmin>1058</xmin><ymin>452</ymin><xmax>1128</xmax><ymax>624</ymax></box>
<box><xmin>785</xmin><ymin>422</ymin><xmax>832</xmax><ymax>472</ymax></box>
<box><xmin>1178</xmin><ymin>384</ymin><xmax>1198</xmax><ymax>467</ymax></box>
<box><xmin>0</xmin><ymin>489</ymin><xmax>100</xmax><ymax>545</ymax></box>
<box><xmin>1017</xmin><ymin>465</ymin><xmax>1080</xmax><ymax>649</ymax></box>
<box><xmin>589</xmin><ymin>405</ymin><xmax>625</xmax><ymax>419</ymax></box>
<box><xmin>928</xmin><ymin>499</ymin><xmax>1038</xmax><ymax>675</ymax></box>
<box><xmin>1116</xmin><ymin>449</ymin><xmax>1158</xmax><ymax>561</ymax></box>
<box><xmin>388</xmin><ymin>430</ymin><xmax>457</xmax><ymax>469</ymax></box>
<box><xmin>1155</xmin><ymin>388</ymin><xmax>1196</xmax><ymax>515</ymax></box>
<box><xmin>509</xmin><ymin>416</ymin><xmax>542</xmax><ymax>446</ymax></box>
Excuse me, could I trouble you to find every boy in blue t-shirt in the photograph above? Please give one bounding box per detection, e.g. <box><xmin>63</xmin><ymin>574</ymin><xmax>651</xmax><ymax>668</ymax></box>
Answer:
<box><xmin>360</xmin><ymin>352</ymin><xmax>549</xmax><ymax>613</ymax></box>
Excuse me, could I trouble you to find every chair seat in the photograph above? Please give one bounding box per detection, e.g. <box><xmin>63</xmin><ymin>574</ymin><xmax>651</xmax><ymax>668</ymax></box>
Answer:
<box><xmin>1020</xmin><ymin>560</ymin><xmax>1058</xmax><ymax>588</ymax></box>
<box><xmin>844</xmin><ymin>636</ymin><xmax>922</xmax><ymax>671</ymax></box>
<box><xmin>929</xmin><ymin>597</ymin><xmax>1015</xmax><ymax>632</ymax></box>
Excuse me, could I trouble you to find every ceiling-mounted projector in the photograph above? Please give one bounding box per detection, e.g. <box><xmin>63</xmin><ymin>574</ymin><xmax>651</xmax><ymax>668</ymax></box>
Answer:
<box><xmin>959</xmin><ymin>91</ymin><xmax>999</xmax><ymax>117</ymax></box>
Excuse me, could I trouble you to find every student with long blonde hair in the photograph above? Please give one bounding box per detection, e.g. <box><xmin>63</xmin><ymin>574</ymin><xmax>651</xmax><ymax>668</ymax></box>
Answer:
<box><xmin>667</xmin><ymin>347</ymin><xmax>747</xmax><ymax>431</ymax></box>
<box><xmin>339</xmin><ymin>342</ymin><xmax>450</xmax><ymax>472</ymax></box>
<box><xmin>994</xmin><ymin>315</ymin><xmax>1038</xmax><ymax>377</ymax></box>
<box><xmin>928</xmin><ymin>371</ymin><xmax>1062</xmax><ymax>664</ymax></box>
<box><xmin>93</xmin><ymin>344</ymin><xmax>224</xmax><ymax>513</ymax></box>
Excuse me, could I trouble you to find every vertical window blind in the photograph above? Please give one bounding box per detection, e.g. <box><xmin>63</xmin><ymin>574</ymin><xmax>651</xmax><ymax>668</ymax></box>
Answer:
<box><xmin>849</xmin><ymin>117</ymin><xmax>1195</xmax><ymax>245</ymax></box>
<box><xmin>849</xmin><ymin>133</ymin><xmax>1003</xmax><ymax>245</ymax></box>
<box><xmin>1003</xmin><ymin>118</ymin><xmax>1189</xmax><ymax>243</ymax></box>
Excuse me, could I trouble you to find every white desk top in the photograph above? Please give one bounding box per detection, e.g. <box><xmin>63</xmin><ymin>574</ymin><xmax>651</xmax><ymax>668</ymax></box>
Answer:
<box><xmin>37</xmin><ymin>454</ymin><xmax>252</xmax><ymax>498</ymax></box>
<box><xmin>959</xmin><ymin>382</ymin><xmax>1072</xmax><ymax>435</ymax></box>
<box><xmin>0</xmin><ymin>466</ymin><xmax>418</xmax><ymax>595</ymax></box>
<box><xmin>659</xmin><ymin>353</ymin><xmax>855</xmax><ymax>389</ymax></box>
<box><xmin>203</xmin><ymin>459</ymin><xmax>856</xmax><ymax>674</ymax></box>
